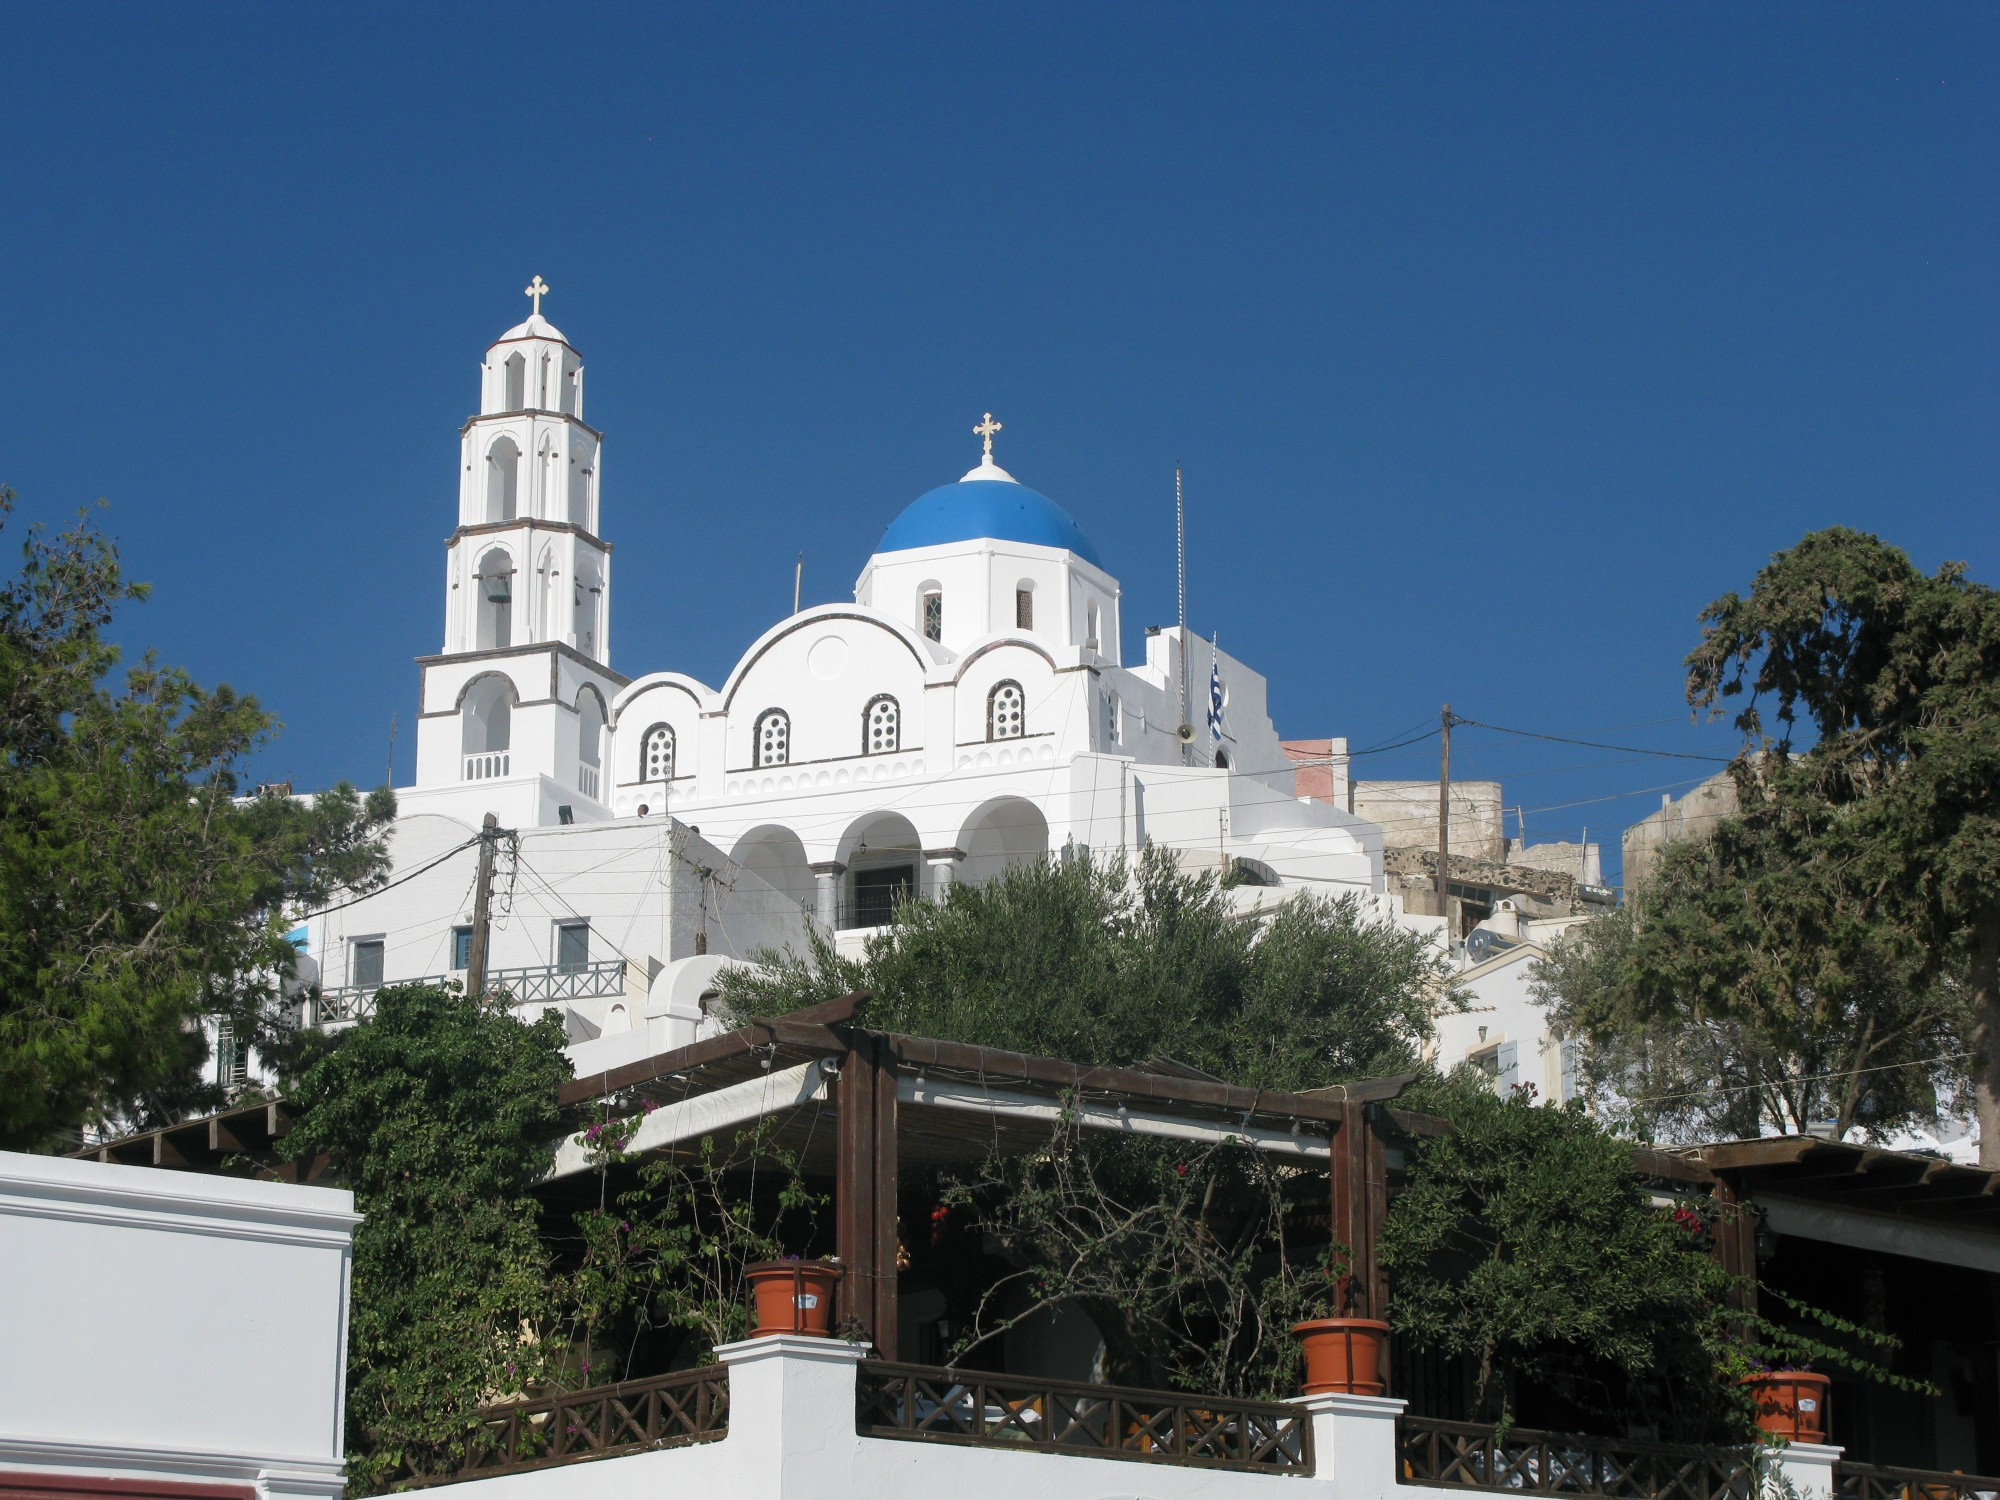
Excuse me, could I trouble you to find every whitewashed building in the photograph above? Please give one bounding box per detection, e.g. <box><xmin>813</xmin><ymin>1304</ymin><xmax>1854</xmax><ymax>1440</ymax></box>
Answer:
<box><xmin>296</xmin><ymin>285</ymin><xmax>1390</xmax><ymax>1064</ymax></box>
<box><xmin>0</xmin><ymin>1150</ymin><xmax>356</xmax><ymax>1500</ymax></box>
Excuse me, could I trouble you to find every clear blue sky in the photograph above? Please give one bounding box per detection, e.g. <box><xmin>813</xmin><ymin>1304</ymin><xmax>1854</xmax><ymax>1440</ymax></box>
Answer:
<box><xmin>3</xmin><ymin>3</ymin><xmax>1993</xmax><ymax>882</ymax></box>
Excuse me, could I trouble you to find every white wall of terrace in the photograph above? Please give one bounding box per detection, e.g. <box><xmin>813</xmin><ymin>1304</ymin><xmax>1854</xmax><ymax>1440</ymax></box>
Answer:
<box><xmin>0</xmin><ymin>1151</ymin><xmax>357</xmax><ymax>1500</ymax></box>
<box><xmin>420</xmin><ymin>1337</ymin><xmax>1851</xmax><ymax>1500</ymax></box>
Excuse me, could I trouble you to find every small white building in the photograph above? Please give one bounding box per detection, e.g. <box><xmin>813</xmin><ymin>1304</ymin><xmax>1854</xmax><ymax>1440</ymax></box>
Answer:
<box><xmin>297</xmin><ymin>287</ymin><xmax>1390</xmax><ymax>1063</ymax></box>
<box><xmin>0</xmin><ymin>1150</ymin><xmax>356</xmax><ymax>1500</ymax></box>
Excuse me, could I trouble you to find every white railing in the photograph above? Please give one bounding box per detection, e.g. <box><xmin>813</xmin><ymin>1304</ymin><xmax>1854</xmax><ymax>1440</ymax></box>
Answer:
<box><xmin>465</xmin><ymin>752</ymin><xmax>510</xmax><ymax>781</ymax></box>
<box><xmin>578</xmin><ymin>764</ymin><xmax>600</xmax><ymax>799</ymax></box>
<box><xmin>307</xmin><ymin>958</ymin><xmax>630</xmax><ymax>1027</ymax></box>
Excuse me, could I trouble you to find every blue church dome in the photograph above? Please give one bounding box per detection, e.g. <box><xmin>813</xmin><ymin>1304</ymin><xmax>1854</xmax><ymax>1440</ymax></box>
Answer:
<box><xmin>876</xmin><ymin>475</ymin><xmax>1103</xmax><ymax>569</ymax></box>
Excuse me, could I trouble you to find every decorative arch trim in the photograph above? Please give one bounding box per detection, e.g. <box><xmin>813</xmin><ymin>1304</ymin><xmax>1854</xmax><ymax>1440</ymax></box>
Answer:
<box><xmin>950</xmin><ymin>635</ymin><xmax>1059</xmax><ymax>683</ymax></box>
<box><xmin>451</xmin><ymin>669</ymin><xmax>524</xmax><ymax>713</ymax></box>
<box><xmin>608</xmin><ymin>672</ymin><xmax>709</xmax><ymax>728</ymax></box>
<box><xmin>719</xmin><ymin>609</ymin><xmax>932</xmax><ymax>712</ymax></box>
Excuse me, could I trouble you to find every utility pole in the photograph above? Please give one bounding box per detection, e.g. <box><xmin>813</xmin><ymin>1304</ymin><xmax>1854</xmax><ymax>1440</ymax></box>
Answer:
<box><xmin>465</xmin><ymin>812</ymin><xmax>499</xmax><ymax>1002</ymax></box>
<box><xmin>1435</xmin><ymin>706</ymin><xmax>1453</xmax><ymax>927</ymax></box>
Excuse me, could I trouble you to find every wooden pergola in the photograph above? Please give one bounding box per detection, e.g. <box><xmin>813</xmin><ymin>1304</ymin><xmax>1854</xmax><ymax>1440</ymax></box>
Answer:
<box><xmin>555</xmin><ymin>993</ymin><xmax>1449</xmax><ymax>1361</ymax></box>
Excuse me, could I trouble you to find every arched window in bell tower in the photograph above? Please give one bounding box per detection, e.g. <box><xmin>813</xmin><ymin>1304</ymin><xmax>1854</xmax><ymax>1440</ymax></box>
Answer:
<box><xmin>503</xmin><ymin>353</ymin><xmax>526</xmax><ymax>410</ymax></box>
<box><xmin>485</xmin><ymin>437</ymin><xmax>520</xmax><ymax>522</ymax></box>
<box><xmin>575</xmin><ymin>690</ymin><xmax>605</xmax><ymax>800</ymax></box>
<box><xmin>475</xmin><ymin>547</ymin><xmax>514</xmax><ymax>650</ymax></box>
<box><xmin>573</xmin><ymin>560</ymin><xmax>603</xmax><ymax>657</ymax></box>
<box><xmin>461</xmin><ymin>675</ymin><xmax>513</xmax><ymax>780</ymax></box>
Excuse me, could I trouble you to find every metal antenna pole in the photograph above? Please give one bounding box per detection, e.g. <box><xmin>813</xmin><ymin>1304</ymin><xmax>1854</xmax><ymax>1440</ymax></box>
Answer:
<box><xmin>793</xmin><ymin>553</ymin><xmax>803</xmax><ymax>615</ymax></box>
<box><xmin>1435</xmin><ymin>707</ymin><xmax>1453</xmax><ymax>928</ymax></box>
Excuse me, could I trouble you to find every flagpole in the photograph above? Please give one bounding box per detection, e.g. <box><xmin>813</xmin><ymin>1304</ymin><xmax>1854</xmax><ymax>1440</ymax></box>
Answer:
<box><xmin>1176</xmin><ymin>463</ymin><xmax>1190</xmax><ymax>766</ymax></box>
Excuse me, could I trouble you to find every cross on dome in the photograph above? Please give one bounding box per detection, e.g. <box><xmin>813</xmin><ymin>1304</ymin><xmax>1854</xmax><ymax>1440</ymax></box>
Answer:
<box><xmin>524</xmin><ymin>275</ymin><xmax>550</xmax><ymax>316</ymax></box>
<box><xmin>974</xmin><ymin>412</ymin><xmax>1002</xmax><ymax>460</ymax></box>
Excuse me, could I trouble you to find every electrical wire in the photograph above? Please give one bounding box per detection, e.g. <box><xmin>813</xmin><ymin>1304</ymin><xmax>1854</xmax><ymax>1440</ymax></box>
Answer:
<box><xmin>297</xmin><ymin>832</ymin><xmax>483</xmax><ymax>919</ymax></box>
<box><xmin>1611</xmin><ymin>1051</ymin><xmax>1973</xmax><ymax>1110</ymax></box>
<box><xmin>1448</xmin><ymin>716</ymin><xmax>1734</xmax><ymax>764</ymax></box>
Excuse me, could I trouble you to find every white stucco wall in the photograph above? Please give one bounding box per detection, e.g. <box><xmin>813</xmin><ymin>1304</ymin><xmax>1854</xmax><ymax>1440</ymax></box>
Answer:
<box><xmin>0</xmin><ymin>1152</ymin><xmax>356</xmax><ymax>1500</ymax></box>
<box><xmin>430</xmin><ymin>1337</ymin><xmax>1844</xmax><ymax>1500</ymax></box>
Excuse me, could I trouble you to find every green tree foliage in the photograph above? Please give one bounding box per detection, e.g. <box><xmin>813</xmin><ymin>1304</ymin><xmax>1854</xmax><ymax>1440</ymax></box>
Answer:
<box><xmin>284</xmin><ymin>984</ymin><xmax>573</xmax><ymax>1491</ymax></box>
<box><xmin>1535</xmin><ymin>863</ymin><xmax>1969</xmax><ymax>1143</ymax></box>
<box><xmin>719</xmin><ymin>846</ymin><xmax>1451</xmax><ymax>1396</ymax></box>
<box><xmin>718</xmin><ymin>844</ymin><xmax>1452</xmax><ymax>1088</ymax></box>
<box><xmin>0</xmin><ymin>490</ymin><xmax>395</xmax><ymax>1147</ymax></box>
<box><xmin>1541</xmin><ymin>529</ymin><xmax>1995</xmax><ymax>1149</ymax></box>
<box><xmin>1383</xmin><ymin>1072</ymin><xmax>1741</xmax><ymax>1436</ymax></box>
<box><xmin>1382</xmin><ymin>1072</ymin><xmax>1910</xmax><ymax>1438</ymax></box>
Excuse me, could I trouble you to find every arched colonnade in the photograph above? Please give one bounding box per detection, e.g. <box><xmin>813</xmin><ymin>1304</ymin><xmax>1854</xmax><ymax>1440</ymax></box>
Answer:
<box><xmin>728</xmin><ymin>795</ymin><xmax>1052</xmax><ymax>934</ymax></box>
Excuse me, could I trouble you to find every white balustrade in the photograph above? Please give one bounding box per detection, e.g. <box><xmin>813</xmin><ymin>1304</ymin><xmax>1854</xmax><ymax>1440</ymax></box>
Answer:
<box><xmin>465</xmin><ymin>751</ymin><xmax>510</xmax><ymax>781</ymax></box>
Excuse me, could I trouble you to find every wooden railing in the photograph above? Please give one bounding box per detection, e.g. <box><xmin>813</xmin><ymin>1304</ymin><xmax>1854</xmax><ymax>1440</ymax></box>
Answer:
<box><xmin>1397</xmin><ymin>1415</ymin><xmax>1755</xmax><ymax>1500</ymax></box>
<box><xmin>856</xmin><ymin>1361</ymin><xmax>1311</xmax><ymax>1474</ymax></box>
<box><xmin>428</xmin><ymin>1364</ymin><xmax>729</xmax><ymax>1482</ymax></box>
<box><xmin>1837</xmin><ymin>1463</ymin><xmax>2000</xmax><ymax>1500</ymax></box>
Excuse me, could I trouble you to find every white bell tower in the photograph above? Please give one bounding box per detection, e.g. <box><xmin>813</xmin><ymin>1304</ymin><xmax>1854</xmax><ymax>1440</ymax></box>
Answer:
<box><xmin>410</xmin><ymin>278</ymin><xmax>627</xmax><ymax>824</ymax></box>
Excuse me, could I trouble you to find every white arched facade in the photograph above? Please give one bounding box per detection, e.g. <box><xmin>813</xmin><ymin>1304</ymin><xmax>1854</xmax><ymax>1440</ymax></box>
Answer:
<box><xmin>394</xmin><ymin>297</ymin><xmax>1388</xmax><ymax>1064</ymax></box>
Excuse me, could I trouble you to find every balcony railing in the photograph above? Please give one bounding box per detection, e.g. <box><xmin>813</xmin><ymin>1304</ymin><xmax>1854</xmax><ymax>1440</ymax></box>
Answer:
<box><xmin>419</xmin><ymin>1365</ymin><xmax>729</xmax><ymax>1484</ymax></box>
<box><xmin>837</xmin><ymin>888</ymin><xmax>910</xmax><ymax>931</ymax></box>
<box><xmin>1837</xmin><ymin>1463</ymin><xmax>2000</xmax><ymax>1500</ymax></box>
<box><xmin>465</xmin><ymin>751</ymin><xmax>511</xmax><ymax>780</ymax></box>
<box><xmin>1397</xmin><ymin>1416</ymin><xmax>1755</xmax><ymax>1500</ymax></box>
<box><xmin>856</xmin><ymin>1361</ymin><xmax>1311</xmax><ymax>1475</ymax></box>
<box><xmin>306</xmin><ymin>958</ymin><xmax>629</xmax><ymax>1026</ymax></box>
<box><xmin>578</xmin><ymin>764</ymin><xmax>600</xmax><ymax>799</ymax></box>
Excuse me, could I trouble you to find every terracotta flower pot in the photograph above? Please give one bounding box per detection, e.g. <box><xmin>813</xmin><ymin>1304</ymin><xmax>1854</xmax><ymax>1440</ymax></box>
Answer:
<box><xmin>1742</xmin><ymin>1371</ymin><xmax>1830</xmax><ymax>1442</ymax></box>
<box><xmin>745</xmin><ymin>1259</ymin><xmax>843</xmax><ymax>1337</ymax></box>
<box><xmin>1293</xmin><ymin>1317</ymin><xmax>1390</xmax><ymax>1396</ymax></box>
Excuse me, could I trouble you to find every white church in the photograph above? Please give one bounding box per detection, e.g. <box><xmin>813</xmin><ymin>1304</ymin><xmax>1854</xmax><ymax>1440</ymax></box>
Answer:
<box><xmin>295</xmin><ymin>282</ymin><xmax>1560</xmax><ymax>1087</ymax></box>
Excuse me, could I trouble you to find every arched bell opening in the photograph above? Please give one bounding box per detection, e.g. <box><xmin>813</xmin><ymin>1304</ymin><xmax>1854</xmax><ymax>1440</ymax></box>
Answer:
<box><xmin>460</xmin><ymin>675</ymin><xmax>515</xmax><ymax>781</ymax></box>
<box><xmin>474</xmin><ymin>547</ymin><xmax>514</xmax><ymax>650</ymax></box>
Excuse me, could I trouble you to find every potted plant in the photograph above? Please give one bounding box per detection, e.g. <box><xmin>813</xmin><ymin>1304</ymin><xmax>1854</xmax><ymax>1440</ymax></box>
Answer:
<box><xmin>1291</xmin><ymin>1252</ymin><xmax>1390</xmax><ymax>1397</ymax></box>
<box><xmin>744</xmin><ymin>1256</ymin><xmax>843</xmax><ymax>1337</ymax></box>
<box><xmin>1741</xmin><ymin>1362</ymin><xmax>1830</xmax><ymax>1442</ymax></box>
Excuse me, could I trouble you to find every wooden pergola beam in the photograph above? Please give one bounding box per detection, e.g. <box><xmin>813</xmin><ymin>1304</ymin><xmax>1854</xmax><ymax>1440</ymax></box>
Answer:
<box><xmin>881</xmin><ymin>1034</ymin><xmax>1352</xmax><ymax>1124</ymax></box>
<box><xmin>559</xmin><ymin>992</ymin><xmax>866</xmax><ymax>1106</ymax></box>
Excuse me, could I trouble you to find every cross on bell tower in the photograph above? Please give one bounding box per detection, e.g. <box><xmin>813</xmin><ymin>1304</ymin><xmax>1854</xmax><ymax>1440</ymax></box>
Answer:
<box><xmin>524</xmin><ymin>275</ymin><xmax>550</xmax><ymax>316</ymax></box>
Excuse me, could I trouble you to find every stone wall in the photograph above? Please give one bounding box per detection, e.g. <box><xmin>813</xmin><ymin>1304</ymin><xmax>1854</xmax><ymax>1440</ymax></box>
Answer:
<box><xmin>1621</xmin><ymin>770</ymin><xmax>1739</xmax><ymax>890</ymax></box>
<box><xmin>1350</xmin><ymin>779</ymin><xmax>1505</xmax><ymax>860</ymax></box>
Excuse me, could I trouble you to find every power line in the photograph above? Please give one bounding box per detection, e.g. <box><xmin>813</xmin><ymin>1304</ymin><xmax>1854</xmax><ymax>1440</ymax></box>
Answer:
<box><xmin>1612</xmin><ymin>1051</ymin><xmax>1972</xmax><ymax>1111</ymax></box>
<box><xmin>1449</xmin><ymin>716</ymin><xmax>1733</xmax><ymax>764</ymax></box>
<box><xmin>297</xmin><ymin>832</ymin><xmax>483</xmax><ymax>919</ymax></box>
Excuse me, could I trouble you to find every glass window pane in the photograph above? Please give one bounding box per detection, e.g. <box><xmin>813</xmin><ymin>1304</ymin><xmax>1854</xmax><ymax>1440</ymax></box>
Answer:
<box><xmin>353</xmin><ymin>939</ymin><xmax>384</xmax><ymax>989</ymax></box>
<box><xmin>557</xmin><ymin>922</ymin><xmax>590</xmax><ymax>972</ymax></box>
<box><xmin>452</xmin><ymin>926</ymin><xmax>473</xmax><ymax>970</ymax></box>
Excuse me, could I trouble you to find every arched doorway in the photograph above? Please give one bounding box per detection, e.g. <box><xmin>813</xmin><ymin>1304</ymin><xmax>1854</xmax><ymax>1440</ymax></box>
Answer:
<box><xmin>837</xmin><ymin>811</ymin><xmax>925</xmax><ymax>929</ymax></box>
<box><xmin>731</xmin><ymin>825</ymin><xmax>815</xmax><ymax>920</ymax></box>
<box><xmin>958</xmin><ymin>797</ymin><xmax>1050</xmax><ymax>887</ymax></box>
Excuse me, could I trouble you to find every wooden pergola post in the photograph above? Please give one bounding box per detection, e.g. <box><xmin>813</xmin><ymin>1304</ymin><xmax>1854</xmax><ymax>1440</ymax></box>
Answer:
<box><xmin>1710</xmin><ymin>1170</ymin><xmax>1759</xmax><ymax>1316</ymax></box>
<box><xmin>1329</xmin><ymin>1101</ymin><xmax>1391</xmax><ymax>1371</ymax></box>
<box><xmin>835</xmin><ymin>1031</ymin><xmax>900</xmax><ymax>1358</ymax></box>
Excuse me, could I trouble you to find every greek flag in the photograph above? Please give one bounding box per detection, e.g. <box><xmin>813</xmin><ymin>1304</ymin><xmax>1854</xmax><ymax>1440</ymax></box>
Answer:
<box><xmin>1207</xmin><ymin>644</ymin><xmax>1225</xmax><ymax>745</ymax></box>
